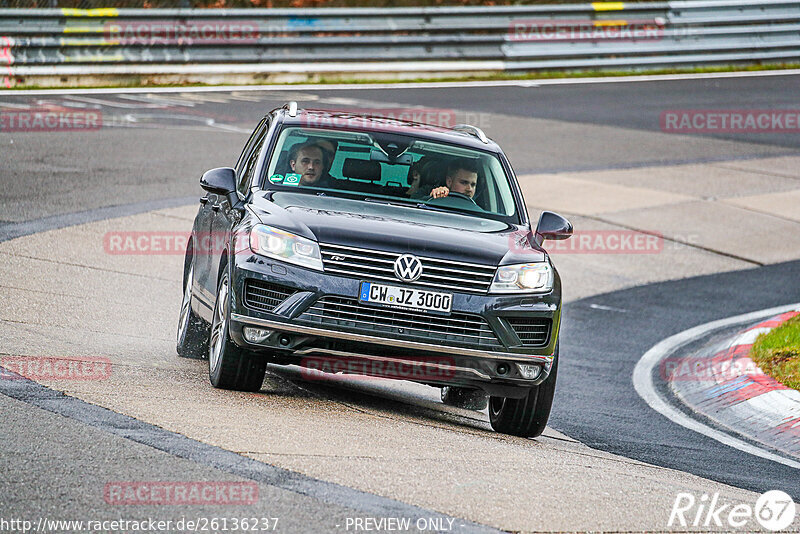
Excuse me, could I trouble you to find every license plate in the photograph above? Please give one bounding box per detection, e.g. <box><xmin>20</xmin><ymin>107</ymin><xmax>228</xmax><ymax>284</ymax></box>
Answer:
<box><xmin>359</xmin><ymin>282</ymin><xmax>452</xmax><ymax>315</ymax></box>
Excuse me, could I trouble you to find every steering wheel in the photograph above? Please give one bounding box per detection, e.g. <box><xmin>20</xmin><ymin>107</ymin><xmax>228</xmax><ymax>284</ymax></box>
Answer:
<box><xmin>426</xmin><ymin>191</ymin><xmax>480</xmax><ymax>209</ymax></box>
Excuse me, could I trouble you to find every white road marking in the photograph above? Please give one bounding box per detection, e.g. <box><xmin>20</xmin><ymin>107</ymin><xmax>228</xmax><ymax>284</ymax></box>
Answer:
<box><xmin>0</xmin><ymin>102</ymin><xmax>34</xmax><ymax>109</ymax></box>
<box><xmin>732</xmin><ymin>327</ymin><xmax>772</xmax><ymax>346</ymax></box>
<box><xmin>228</xmin><ymin>91</ymin><xmax>270</xmax><ymax>102</ymax></box>
<box><xmin>632</xmin><ymin>302</ymin><xmax>800</xmax><ymax>469</ymax></box>
<box><xmin>589</xmin><ymin>303</ymin><xmax>628</xmax><ymax>312</ymax></box>
<box><xmin>65</xmin><ymin>95</ymin><xmax>160</xmax><ymax>109</ymax></box>
<box><xmin>177</xmin><ymin>92</ymin><xmax>233</xmax><ymax>103</ymax></box>
<box><xmin>3</xmin><ymin>69</ymin><xmax>799</xmax><ymax>96</ymax></box>
<box><xmin>116</xmin><ymin>94</ymin><xmax>196</xmax><ymax>107</ymax></box>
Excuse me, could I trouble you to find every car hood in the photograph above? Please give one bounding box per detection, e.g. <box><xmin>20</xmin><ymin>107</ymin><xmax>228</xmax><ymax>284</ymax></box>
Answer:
<box><xmin>249</xmin><ymin>192</ymin><xmax>546</xmax><ymax>266</ymax></box>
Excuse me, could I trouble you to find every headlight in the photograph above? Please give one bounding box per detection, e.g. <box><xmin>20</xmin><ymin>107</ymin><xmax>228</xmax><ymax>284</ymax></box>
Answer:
<box><xmin>489</xmin><ymin>262</ymin><xmax>553</xmax><ymax>293</ymax></box>
<box><xmin>249</xmin><ymin>224</ymin><xmax>323</xmax><ymax>271</ymax></box>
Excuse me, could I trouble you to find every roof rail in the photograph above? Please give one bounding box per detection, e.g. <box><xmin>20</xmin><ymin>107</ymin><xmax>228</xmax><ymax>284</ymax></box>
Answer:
<box><xmin>452</xmin><ymin>124</ymin><xmax>489</xmax><ymax>144</ymax></box>
<box><xmin>284</xmin><ymin>101</ymin><xmax>298</xmax><ymax>117</ymax></box>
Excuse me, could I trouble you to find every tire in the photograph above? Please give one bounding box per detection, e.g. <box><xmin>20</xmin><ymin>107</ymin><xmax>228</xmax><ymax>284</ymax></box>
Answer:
<box><xmin>488</xmin><ymin>349</ymin><xmax>559</xmax><ymax>438</ymax></box>
<box><xmin>176</xmin><ymin>262</ymin><xmax>209</xmax><ymax>359</ymax></box>
<box><xmin>208</xmin><ymin>270</ymin><xmax>267</xmax><ymax>392</ymax></box>
<box><xmin>441</xmin><ymin>386</ymin><xmax>488</xmax><ymax>410</ymax></box>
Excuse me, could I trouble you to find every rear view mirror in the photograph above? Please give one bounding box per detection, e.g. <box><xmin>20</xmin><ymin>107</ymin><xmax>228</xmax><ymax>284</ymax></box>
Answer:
<box><xmin>370</xmin><ymin>148</ymin><xmax>413</xmax><ymax>164</ymax></box>
<box><xmin>200</xmin><ymin>167</ymin><xmax>237</xmax><ymax>195</ymax></box>
<box><xmin>369</xmin><ymin>149</ymin><xmax>391</xmax><ymax>163</ymax></box>
<box><xmin>534</xmin><ymin>211</ymin><xmax>573</xmax><ymax>246</ymax></box>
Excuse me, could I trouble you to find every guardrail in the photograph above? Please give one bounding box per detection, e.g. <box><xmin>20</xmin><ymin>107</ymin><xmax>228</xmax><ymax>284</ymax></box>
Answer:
<box><xmin>1</xmin><ymin>0</ymin><xmax>799</xmax><ymax>87</ymax></box>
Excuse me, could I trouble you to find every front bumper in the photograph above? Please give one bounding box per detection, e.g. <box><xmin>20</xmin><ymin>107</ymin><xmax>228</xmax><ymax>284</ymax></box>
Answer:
<box><xmin>228</xmin><ymin>254</ymin><xmax>561</xmax><ymax>396</ymax></box>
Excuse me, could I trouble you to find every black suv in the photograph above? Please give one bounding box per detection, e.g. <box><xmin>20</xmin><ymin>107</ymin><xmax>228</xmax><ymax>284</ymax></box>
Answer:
<box><xmin>177</xmin><ymin>103</ymin><xmax>573</xmax><ymax>437</ymax></box>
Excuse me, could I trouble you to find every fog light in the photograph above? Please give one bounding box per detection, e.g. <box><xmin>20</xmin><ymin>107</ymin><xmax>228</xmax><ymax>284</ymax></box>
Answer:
<box><xmin>243</xmin><ymin>327</ymin><xmax>271</xmax><ymax>344</ymax></box>
<box><xmin>516</xmin><ymin>363</ymin><xmax>541</xmax><ymax>380</ymax></box>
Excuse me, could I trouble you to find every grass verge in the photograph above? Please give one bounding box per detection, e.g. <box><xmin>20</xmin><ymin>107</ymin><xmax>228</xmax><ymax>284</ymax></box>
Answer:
<box><xmin>751</xmin><ymin>314</ymin><xmax>800</xmax><ymax>391</ymax></box>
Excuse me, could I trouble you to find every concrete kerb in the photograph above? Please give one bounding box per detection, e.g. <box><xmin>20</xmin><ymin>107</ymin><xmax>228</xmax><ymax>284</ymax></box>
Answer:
<box><xmin>669</xmin><ymin>311</ymin><xmax>800</xmax><ymax>460</ymax></box>
<box><xmin>634</xmin><ymin>304</ymin><xmax>800</xmax><ymax>469</ymax></box>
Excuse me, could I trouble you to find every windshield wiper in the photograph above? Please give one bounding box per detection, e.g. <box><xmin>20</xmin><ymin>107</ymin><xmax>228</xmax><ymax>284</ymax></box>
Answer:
<box><xmin>362</xmin><ymin>197</ymin><xmax>447</xmax><ymax>212</ymax></box>
<box><xmin>362</xmin><ymin>196</ymin><xmax>423</xmax><ymax>208</ymax></box>
<box><xmin>362</xmin><ymin>197</ymin><xmax>390</xmax><ymax>204</ymax></box>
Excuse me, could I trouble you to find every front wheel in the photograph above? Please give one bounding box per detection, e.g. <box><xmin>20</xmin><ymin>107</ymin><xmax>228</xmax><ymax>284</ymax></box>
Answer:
<box><xmin>176</xmin><ymin>262</ymin><xmax>208</xmax><ymax>359</ymax></box>
<box><xmin>441</xmin><ymin>386</ymin><xmax>488</xmax><ymax>410</ymax></box>
<box><xmin>208</xmin><ymin>270</ymin><xmax>267</xmax><ymax>392</ymax></box>
<box><xmin>488</xmin><ymin>350</ymin><xmax>558</xmax><ymax>437</ymax></box>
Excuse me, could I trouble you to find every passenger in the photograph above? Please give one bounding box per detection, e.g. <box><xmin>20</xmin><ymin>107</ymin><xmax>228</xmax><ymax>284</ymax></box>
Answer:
<box><xmin>288</xmin><ymin>142</ymin><xmax>325</xmax><ymax>186</ymax></box>
<box><xmin>429</xmin><ymin>159</ymin><xmax>479</xmax><ymax>199</ymax></box>
<box><xmin>405</xmin><ymin>159</ymin><xmax>425</xmax><ymax>198</ymax></box>
<box><xmin>408</xmin><ymin>157</ymin><xmax>446</xmax><ymax>200</ymax></box>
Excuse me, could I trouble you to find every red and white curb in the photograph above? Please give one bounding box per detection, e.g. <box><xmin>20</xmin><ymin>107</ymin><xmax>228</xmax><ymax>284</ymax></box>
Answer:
<box><xmin>669</xmin><ymin>311</ymin><xmax>800</xmax><ymax>459</ymax></box>
<box><xmin>633</xmin><ymin>303</ymin><xmax>800</xmax><ymax>469</ymax></box>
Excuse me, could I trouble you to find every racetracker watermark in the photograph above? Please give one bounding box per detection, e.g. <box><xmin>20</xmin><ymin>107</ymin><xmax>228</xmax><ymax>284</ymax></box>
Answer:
<box><xmin>300</xmin><ymin>356</ymin><xmax>457</xmax><ymax>383</ymax></box>
<box><xmin>0</xmin><ymin>109</ymin><xmax>103</xmax><ymax>132</ymax></box>
<box><xmin>661</xmin><ymin>110</ymin><xmax>800</xmax><ymax>133</ymax></box>
<box><xmin>104</xmin><ymin>481</ymin><xmax>259</xmax><ymax>506</ymax></box>
<box><xmin>301</xmin><ymin>108</ymin><xmax>487</xmax><ymax>130</ymax></box>
<box><xmin>0</xmin><ymin>356</ymin><xmax>111</xmax><ymax>381</ymax></box>
<box><xmin>660</xmin><ymin>355</ymin><xmax>764</xmax><ymax>381</ymax></box>
<box><xmin>508</xmin><ymin>18</ymin><xmax>664</xmax><ymax>41</ymax></box>
<box><xmin>1</xmin><ymin>37</ymin><xmax>13</xmax><ymax>89</ymax></box>
<box><xmin>509</xmin><ymin>230</ymin><xmax>664</xmax><ymax>254</ymax></box>
<box><xmin>103</xmin><ymin>231</ymin><xmax>251</xmax><ymax>256</ymax></box>
<box><xmin>104</xmin><ymin>20</ymin><xmax>260</xmax><ymax>45</ymax></box>
<box><xmin>668</xmin><ymin>490</ymin><xmax>796</xmax><ymax>531</ymax></box>
<box><xmin>0</xmin><ymin>517</ymin><xmax>278</xmax><ymax>532</ymax></box>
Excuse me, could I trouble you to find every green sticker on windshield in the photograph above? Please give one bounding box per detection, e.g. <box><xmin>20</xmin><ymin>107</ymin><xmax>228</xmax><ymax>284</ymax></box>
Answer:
<box><xmin>268</xmin><ymin>174</ymin><xmax>284</xmax><ymax>184</ymax></box>
<box><xmin>284</xmin><ymin>173</ymin><xmax>302</xmax><ymax>186</ymax></box>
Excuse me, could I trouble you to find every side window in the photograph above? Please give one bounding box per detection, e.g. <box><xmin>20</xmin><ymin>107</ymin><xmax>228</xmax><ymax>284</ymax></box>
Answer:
<box><xmin>235</xmin><ymin>118</ymin><xmax>267</xmax><ymax>175</ymax></box>
<box><xmin>237</xmin><ymin>119</ymin><xmax>269</xmax><ymax>197</ymax></box>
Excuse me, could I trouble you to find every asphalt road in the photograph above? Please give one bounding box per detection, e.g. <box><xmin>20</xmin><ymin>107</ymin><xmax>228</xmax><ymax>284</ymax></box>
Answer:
<box><xmin>557</xmin><ymin>261</ymin><xmax>800</xmax><ymax>500</ymax></box>
<box><xmin>331</xmin><ymin>74</ymin><xmax>800</xmax><ymax>154</ymax></box>
<box><xmin>2</xmin><ymin>74</ymin><xmax>799</xmax><ymax>530</ymax></box>
<box><xmin>2</xmin><ymin>73</ymin><xmax>799</xmax><ymax>225</ymax></box>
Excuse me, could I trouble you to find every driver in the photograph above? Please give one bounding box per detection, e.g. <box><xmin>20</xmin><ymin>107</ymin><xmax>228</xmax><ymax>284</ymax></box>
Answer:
<box><xmin>289</xmin><ymin>142</ymin><xmax>325</xmax><ymax>186</ymax></box>
<box><xmin>429</xmin><ymin>159</ymin><xmax>479</xmax><ymax>199</ymax></box>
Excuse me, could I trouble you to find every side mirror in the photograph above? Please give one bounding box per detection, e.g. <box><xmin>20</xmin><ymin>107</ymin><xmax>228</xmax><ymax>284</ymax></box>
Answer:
<box><xmin>534</xmin><ymin>211</ymin><xmax>573</xmax><ymax>246</ymax></box>
<box><xmin>200</xmin><ymin>167</ymin><xmax>237</xmax><ymax>195</ymax></box>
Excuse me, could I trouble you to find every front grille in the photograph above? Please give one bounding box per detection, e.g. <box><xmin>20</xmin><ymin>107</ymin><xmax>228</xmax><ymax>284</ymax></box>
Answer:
<box><xmin>243</xmin><ymin>279</ymin><xmax>296</xmax><ymax>312</ymax></box>
<box><xmin>506</xmin><ymin>317</ymin><xmax>551</xmax><ymax>347</ymax></box>
<box><xmin>319</xmin><ymin>243</ymin><xmax>496</xmax><ymax>294</ymax></box>
<box><xmin>298</xmin><ymin>296</ymin><xmax>502</xmax><ymax>349</ymax></box>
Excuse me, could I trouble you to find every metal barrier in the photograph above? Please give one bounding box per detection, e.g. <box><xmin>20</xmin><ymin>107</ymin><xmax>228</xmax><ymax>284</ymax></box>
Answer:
<box><xmin>1</xmin><ymin>1</ymin><xmax>799</xmax><ymax>86</ymax></box>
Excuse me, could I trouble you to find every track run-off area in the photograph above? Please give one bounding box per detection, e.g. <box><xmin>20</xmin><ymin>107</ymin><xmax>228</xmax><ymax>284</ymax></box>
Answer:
<box><xmin>1</xmin><ymin>71</ymin><xmax>800</xmax><ymax>532</ymax></box>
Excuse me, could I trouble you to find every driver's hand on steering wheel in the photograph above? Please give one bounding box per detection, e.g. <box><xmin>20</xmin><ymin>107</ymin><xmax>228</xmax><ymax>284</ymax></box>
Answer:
<box><xmin>430</xmin><ymin>186</ymin><xmax>450</xmax><ymax>199</ymax></box>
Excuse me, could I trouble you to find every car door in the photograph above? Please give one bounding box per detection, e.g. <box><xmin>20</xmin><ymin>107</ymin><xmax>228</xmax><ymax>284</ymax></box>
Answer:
<box><xmin>190</xmin><ymin>184</ymin><xmax>219</xmax><ymax>323</ymax></box>
<box><xmin>207</xmin><ymin>117</ymin><xmax>270</xmax><ymax>301</ymax></box>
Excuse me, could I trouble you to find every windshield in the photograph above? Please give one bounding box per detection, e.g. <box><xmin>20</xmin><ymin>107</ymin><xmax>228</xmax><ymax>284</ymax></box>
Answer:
<box><xmin>260</xmin><ymin>126</ymin><xmax>520</xmax><ymax>222</ymax></box>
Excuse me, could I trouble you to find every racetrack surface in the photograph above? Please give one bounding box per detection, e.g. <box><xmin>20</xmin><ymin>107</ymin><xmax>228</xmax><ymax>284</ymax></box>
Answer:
<box><xmin>2</xmin><ymin>75</ymin><xmax>799</xmax><ymax>531</ymax></box>
<box><xmin>557</xmin><ymin>261</ymin><xmax>800</xmax><ymax>498</ymax></box>
<box><xmin>3</xmin><ymin>73</ymin><xmax>799</xmax><ymax>225</ymax></box>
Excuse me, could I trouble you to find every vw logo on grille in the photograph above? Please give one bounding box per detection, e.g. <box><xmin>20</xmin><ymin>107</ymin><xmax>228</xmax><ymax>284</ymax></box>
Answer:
<box><xmin>394</xmin><ymin>254</ymin><xmax>423</xmax><ymax>283</ymax></box>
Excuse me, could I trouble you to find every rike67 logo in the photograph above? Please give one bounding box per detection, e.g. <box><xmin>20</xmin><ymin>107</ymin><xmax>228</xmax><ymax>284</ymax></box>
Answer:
<box><xmin>669</xmin><ymin>490</ymin><xmax>796</xmax><ymax>531</ymax></box>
